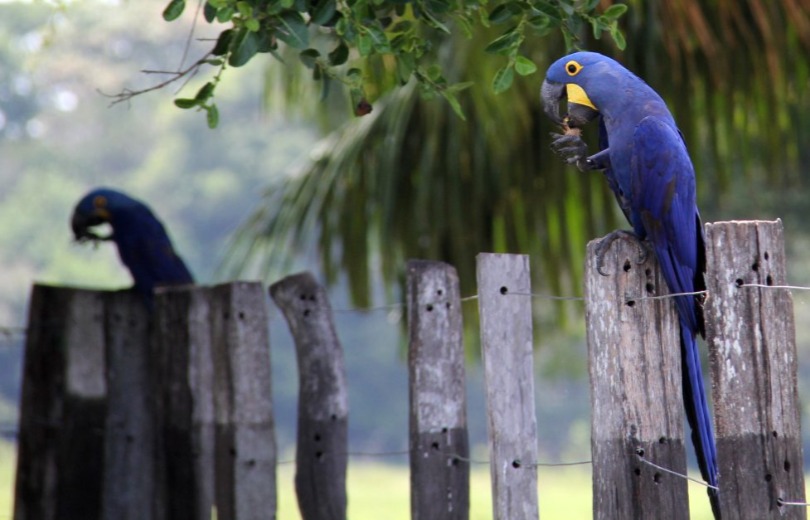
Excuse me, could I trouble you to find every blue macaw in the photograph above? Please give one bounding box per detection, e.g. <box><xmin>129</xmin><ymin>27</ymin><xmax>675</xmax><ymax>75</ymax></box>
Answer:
<box><xmin>541</xmin><ymin>51</ymin><xmax>719</xmax><ymax>515</ymax></box>
<box><xmin>71</xmin><ymin>187</ymin><xmax>194</xmax><ymax>304</ymax></box>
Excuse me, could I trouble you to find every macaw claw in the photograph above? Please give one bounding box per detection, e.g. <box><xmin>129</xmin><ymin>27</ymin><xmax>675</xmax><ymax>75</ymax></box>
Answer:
<box><xmin>549</xmin><ymin>132</ymin><xmax>595</xmax><ymax>172</ymax></box>
<box><xmin>594</xmin><ymin>230</ymin><xmax>649</xmax><ymax>276</ymax></box>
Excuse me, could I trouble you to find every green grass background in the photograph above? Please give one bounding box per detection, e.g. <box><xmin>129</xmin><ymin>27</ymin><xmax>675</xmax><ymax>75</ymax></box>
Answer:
<box><xmin>0</xmin><ymin>439</ymin><xmax>722</xmax><ymax>519</ymax></box>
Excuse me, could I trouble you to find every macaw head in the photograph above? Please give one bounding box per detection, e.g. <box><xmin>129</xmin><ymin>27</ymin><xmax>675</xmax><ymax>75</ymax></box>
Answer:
<box><xmin>541</xmin><ymin>51</ymin><xmax>619</xmax><ymax>128</ymax></box>
<box><xmin>71</xmin><ymin>187</ymin><xmax>136</xmax><ymax>242</ymax></box>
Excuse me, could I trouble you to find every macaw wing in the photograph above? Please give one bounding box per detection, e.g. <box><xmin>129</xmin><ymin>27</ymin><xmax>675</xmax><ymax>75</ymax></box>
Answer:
<box><xmin>598</xmin><ymin>119</ymin><xmax>633</xmax><ymax>224</ymax></box>
<box><xmin>630</xmin><ymin>116</ymin><xmax>703</xmax><ymax>331</ymax></box>
<box><xmin>114</xmin><ymin>210</ymin><xmax>194</xmax><ymax>295</ymax></box>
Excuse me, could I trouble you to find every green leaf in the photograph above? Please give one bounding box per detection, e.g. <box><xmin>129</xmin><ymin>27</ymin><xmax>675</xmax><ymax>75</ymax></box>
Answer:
<box><xmin>396</xmin><ymin>52</ymin><xmax>415</xmax><ymax>83</ymax></box>
<box><xmin>236</xmin><ymin>1</ymin><xmax>252</xmax><ymax>17</ymax></box>
<box><xmin>492</xmin><ymin>65</ymin><xmax>514</xmax><ymax>93</ymax></box>
<box><xmin>228</xmin><ymin>28</ymin><xmax>260</xmax><ymax>66</ymax></box>
<box><xmin>488</xmin><ymin>3</ymin><xmax>516</xmax><ymax>24</ymax></box>
<box><xmin>211</xmin><ymin>29</ymin><xmax>234</xmax><ymax>56</ymax></box>
<box><xmin>162</xmin><ymin>0</ymin><xmax>186</xmax><ymax>21</ymax></box>
<box><xmin>357</xmin><ymin>33</ymin><xmax>372</xmax><ymax>56</ymax></box>
<box><xmin>584</xmin><ymin>0</ymin><xmax>600</xmax><ymax>10</ymax></box>
<box><xmin>310</xmin><ymin>0</ymin><xmax>336</xmax><ymax>25</ymax></box>
<box><xmin>484</xmin><ymin>28</ymin><xmax>521</xmax><ymax>55</ymax></box>
<box><xmin>174</xmin><ymin>98</ymin><xmax>199</xmax><ymax>109</ymax></box>
<box><xmin>610</xmin><ymin>25</ymin><xmax>626</xmax><ymax>49</ymax></box>
<box><xmin>245</xmin><ymin>18</ymin><xmax>260</xmax><ymax>31</ymax></box>
<box><xmin>299</xmin><ymin>48</ymin><xmax>320</xmax><ymax>68</ymax></box>
<box><xmin>603</xmin><ymin>3</ymin><xmax>628</xmax><ymax>20</ymax></box>
<box><xmin>216</xmin><ymin>6</ymin><xmax>234</xmax><ymax>22</ymax></box>
<box><xmin>533</xmin><ymin>2</ymin><xmax>562</xmax><ymax>23</ymax></box>
<box><xmin>514</xmin><ymin>55</ymin><xmax>537</xmax><ymax>76</ymax></box>
<box><xmin>441</xmin><ymin>90</ymin><xmax>466</xmax><ymax>120</ymax></box>
<box><xmin>327</xmin><ymin>41</ymin><xmax>349</xmax><ymax>65</ymax></box>
<box><xmin>365</xmin><ymin>25</ymin><xmax>391</xmax><ymax>53</ymax></box>
<box><xmin>195</xmin><ymin>81</ymin><xmax>216</xmax><ymax>101</ymax></box>
<box><xmin>275</xmin><ymin>11</ymin><xmax>309</xmax><ymax>48</ymax></box>
<box><xmin>203</xmin><ymin>2</ymin><xmax>217</xmax><ymax>22</ymax></box>
<box><xmin>421</xmin><ymin>8</ymin><xmax>450</xmax><ymax>34</ymax></box>
<box><xmin>206</xmin><ymin>103</ymin><xmax>219</xmax><ymax>128</ymax></box>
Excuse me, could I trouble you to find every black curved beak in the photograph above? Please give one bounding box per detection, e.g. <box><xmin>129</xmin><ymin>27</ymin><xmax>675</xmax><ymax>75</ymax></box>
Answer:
<box><xmin>567</xmin><ymin>102</ymin><xmax>600</xmax><ymax>128</ymax></box>
<box><xmin>540</xmin><ymin>79</ymin><xmax>566</xmax><ymax>126</ymax></box>
<box><xmin>71</xmin><ymin>211</ymin><xmax>109</xmax><ymax>242</ymax></box>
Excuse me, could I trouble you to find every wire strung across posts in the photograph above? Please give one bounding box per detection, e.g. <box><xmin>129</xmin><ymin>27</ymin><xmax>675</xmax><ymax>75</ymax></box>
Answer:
<box><xmin>634</xmin><ymin>449</ymin><xmax>717</xmax><ymax>490</ymax></box>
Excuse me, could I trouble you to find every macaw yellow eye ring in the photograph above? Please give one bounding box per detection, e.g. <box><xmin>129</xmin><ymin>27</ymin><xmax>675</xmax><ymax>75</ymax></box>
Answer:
<box><xmin>93</xmin><ymin>195</ymin><xmax>107</xmax><ymax>208</ymax></box>
<box><xmin>565</xmin><ymin>60</ymin><xmax>583</xmax><ymax>76</ymax></box>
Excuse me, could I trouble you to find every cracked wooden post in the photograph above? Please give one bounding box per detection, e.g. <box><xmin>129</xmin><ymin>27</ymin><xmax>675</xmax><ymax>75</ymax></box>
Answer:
<box><xmin>102</xmin><ymin>290</ymin><xmax>160</xmax><ymax>520</ymax></box>
<box><xmin>210</xmin><ymin>282</ymin><xmax>277</xmax><ymax>520</ymax></box>
<box><xmin>704</xmin><ymin>220</ymin><xmax>805</xmax><ymax>519</ymax></box>
<box><xmin>406</xmin><ymin>260</ymin><xmax>469</xmax><ymax>520</ymax></box>
<box><xmin>153</xmin><ymin>286</ymin><xmax>216</xmax><ymax>520</ymax></box>
<box><xmin>14</xmin><ymin>286</ymin><xmax>107</xmax><ymax>520</ymax></box>
<box><xmin>270</xmin><ymin>273</ymin><xmax>348</xmax><ymax>520</ymax></box>
<box><xmin>584</xmin><ymin>236</ymin><xmax>689</xmax><ymax>519</ymax></box>
<box><xmin>476</xmin><ymin>253</ymin><xmax>539</xmax><ymax>520</ymax></box>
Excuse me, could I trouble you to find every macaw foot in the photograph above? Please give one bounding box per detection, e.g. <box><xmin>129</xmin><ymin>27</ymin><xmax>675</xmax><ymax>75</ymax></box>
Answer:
<box><xmin>594</xmin><ymin>230</ymin><xmax>649</xmax><ymax>276</ymax></box>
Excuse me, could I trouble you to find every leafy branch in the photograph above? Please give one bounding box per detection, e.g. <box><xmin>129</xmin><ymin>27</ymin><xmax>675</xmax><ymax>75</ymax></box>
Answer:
<box><xmin>138</xmin><ymin>0</ymin><xmax>629</xmax><ymax>126</ymax></box>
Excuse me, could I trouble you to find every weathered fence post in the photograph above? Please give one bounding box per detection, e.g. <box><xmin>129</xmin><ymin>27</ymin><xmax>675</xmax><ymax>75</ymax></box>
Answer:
<box><xmin>270</xmin><ymin>273</ymin><xmax>348</xmax><ymax>520</ymax></box>
<box><xmin>704</xmin><ymin>220</ymin><xmax>806</xmax><ymax>519</ymax></box>
<box><xmin>209</xmin><ymin>282</ymin><xmax>277</xmax><ymax>520</ymax></box>
<box><xmin>14</xmin><ymin>285</ymin><xmax>107</xmax><ymax>520</ymax></box>
<box><xmin>406</xmin><ymin>260</ymin><xmax>469</xmax><ymax>520</ymax></box>
<box><xmin>153</xmin><ymin>286</ymin><xmax>216</xmax><ymax>520</ymax></box>
<box><xmin>102</xmin><ymin>290</ymin><xmax>161</xmax><ymax>520</ymax></box>
<box><xmin>584</xmin><ymin>236</ymin><xmax>689</xmax><ymax>519</ymax></box>
<box><xmin>476</xmin><ymin>253</ymin><xmax>539</xmax><ymax>520</ymax></box>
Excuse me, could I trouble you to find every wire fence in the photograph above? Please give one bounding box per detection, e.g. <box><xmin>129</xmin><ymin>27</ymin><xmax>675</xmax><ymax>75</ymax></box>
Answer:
<box><xmin>4</xmin><ymin>278</ymin><xmax>810</xmax><ymax>514</ymax></box>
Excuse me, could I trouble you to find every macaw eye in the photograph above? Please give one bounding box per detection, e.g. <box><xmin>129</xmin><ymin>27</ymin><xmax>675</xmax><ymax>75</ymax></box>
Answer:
<box><xmin>565</xmin><ymin>60</ymin><xmax>583</xmax><ymax>76</ymax></box>
<box><xmin>93</xmin><ymin>195</ymin><xmax>107</xmax><ymax>208</ymax></box>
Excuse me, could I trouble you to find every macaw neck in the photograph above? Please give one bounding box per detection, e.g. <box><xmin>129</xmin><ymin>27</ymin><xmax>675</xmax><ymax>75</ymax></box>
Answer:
<box><xmin>595</xmin><ymin>74</ymin><xmax>672</xmax><ymax>128</ymax></box>
<box><xmin>108</xmin><ymin>206</ymin><xmax>164</xmax><ymax>243</ymax></box>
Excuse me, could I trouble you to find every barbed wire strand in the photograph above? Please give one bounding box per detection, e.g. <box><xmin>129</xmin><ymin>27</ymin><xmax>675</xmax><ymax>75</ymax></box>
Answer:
<box><xmin>778</xmin><ymin>498</ymin><xmax>810</xmax><ymax>507</ymax></box>
<box><xmin>635</xmin><ymin>453</ymin><xmax>718</xmax><ymax>490</ymax></box>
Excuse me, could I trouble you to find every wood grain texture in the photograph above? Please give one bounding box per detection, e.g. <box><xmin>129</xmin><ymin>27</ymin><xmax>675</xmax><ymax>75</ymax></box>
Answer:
<box><xmin>102</xmin><ymin>290</ymin><xmax>159</xmax><ymax>520</ymax></box>
<box><xmin>406</xmin><ymin>260</ymin><xmax>469</xmax><ymax>520</ymax></box>
<box><xmin>584</xmin><ymin>236</ymin><xmax>689</xmax><ymax>520</ymax></box>
<box><xmin>14</xmin><ymin>285</ymin><xmax>107</xmax><ymax>520</ymax></box>
<box><xmin>476</xmin><ymin>253</ymin><xmax>539</xmax><ymax>520</ymax></box>
<box><xmin>270</xmin><ymin>273</ymin><xmax>348</xmax><ymax>520</ymax></box>
<box><xmin>704</xmin><ymin>220</ymin><xmax>806</xmax><ymax>519</ymax></box>
<box><xmin>153</xmin><ymin>286</ymin><xmax>216</xmax><ymax>520</ymax></box>
<box><xmin>210</xmin><ymin>282</ymin><xmax>277</xmax><ymax>520</ymax></box>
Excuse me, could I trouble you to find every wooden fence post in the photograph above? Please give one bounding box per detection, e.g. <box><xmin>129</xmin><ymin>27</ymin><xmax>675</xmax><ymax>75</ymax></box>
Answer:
<box><xmin>270</xmin><ymin>273</ymin><xmax>348</xmax><ymax>520</ymax></box>
<box><xmin>406</xmin><ymin>260</ymin><xmax>469</xmax><ymax>520</ymax></box>
<box><xmin>209</xmin><ymin>282</ymin><xmax>277</xmax><ymax>520</ymax></box>
<box><xmin>476</xmin><ymin>253</ymin><xmax>539</xmax><ymax>520</ymax></box>
<box><xmin>704</xmin><ymin>220</ymin><xmax>806</xmax><ymax>519</ymax></box>
<box><xmin>153</xmin><ymin>286</ymin><xmax>216</xmax><ymax>520</ymax></box>
<box><xmin>14</xmin><ymin>285</ymin><xmax>107</xmax><ymax>520</ymax></box>
<box><xmin>102</xmin><ymin>290</ymin><xmax>161</xmax><ymax>520</ymax></box>
<box><xmin>584</xmin><ymin>236</ymin><xmax>689</xmax><ymax>519</ymax></box>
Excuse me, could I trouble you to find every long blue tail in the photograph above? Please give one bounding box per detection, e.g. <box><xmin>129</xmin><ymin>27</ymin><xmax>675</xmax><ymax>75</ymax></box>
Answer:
<box><xmin>680</xmin><ymin>321</ymin><xmax>720</xmax><ymax>518</ymax></box>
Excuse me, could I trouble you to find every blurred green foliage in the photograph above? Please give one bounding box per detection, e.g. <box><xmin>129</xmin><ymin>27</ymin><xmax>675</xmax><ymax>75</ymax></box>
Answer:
<box><xmin>157</xmin><ymin>0</ymin><xmax>628</xmax><ymax>123</ymax></box>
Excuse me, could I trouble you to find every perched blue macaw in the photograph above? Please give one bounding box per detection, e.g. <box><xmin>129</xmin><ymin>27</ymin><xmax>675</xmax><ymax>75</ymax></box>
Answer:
<box><xmin>541</xmin><ymin>51</ymin><xmax>719</xmax><ymax>516</ymax></box>
<box><xmin>71</xmin><ymin>187</ymin><xmax>194</xmax><ymax>304</ymax></box>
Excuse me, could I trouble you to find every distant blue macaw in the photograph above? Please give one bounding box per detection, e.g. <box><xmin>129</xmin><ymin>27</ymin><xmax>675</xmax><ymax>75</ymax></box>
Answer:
<box><xmin>71</xmin><ymin>187</ymin><xmax>194</xmax><ymax>304</ymax></box>
<box><xmin>541</xmin><ymin>51</ymin><xmax>719</xmax><ymax>516</ymax></box>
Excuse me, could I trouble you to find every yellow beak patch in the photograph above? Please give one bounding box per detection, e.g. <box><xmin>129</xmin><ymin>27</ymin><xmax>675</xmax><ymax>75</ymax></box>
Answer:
<box><xmin>566</xmin><ymin>84</ymin><xmax>597</xmax><ymax>111</ymax></box>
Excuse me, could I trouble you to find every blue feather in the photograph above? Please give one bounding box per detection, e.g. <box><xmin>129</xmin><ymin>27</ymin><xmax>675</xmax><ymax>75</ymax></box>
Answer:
<box><xmin>72</xmin><ymin>187</ymin><xmax>194</xmax><ymax>304</ymax></box>
<box><xmin>545</xmin><ymin>51</ymin><xmax>719</xmax><ymax>516</ymax></box>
